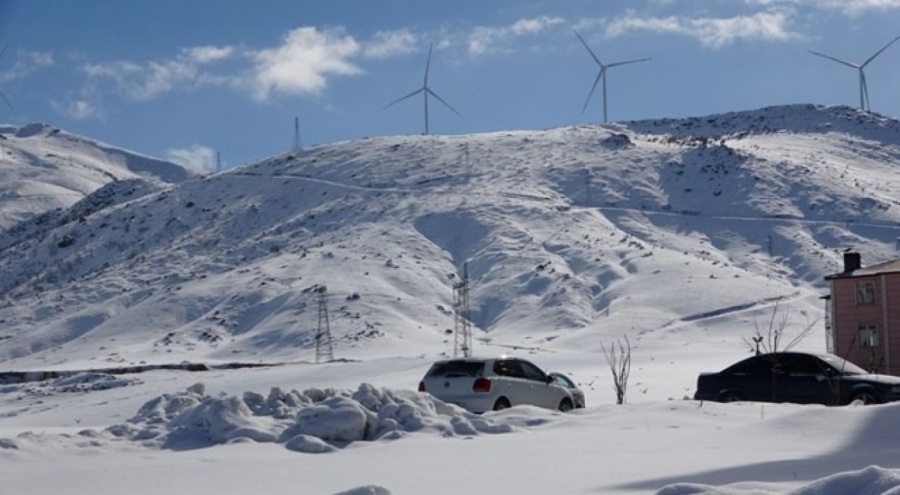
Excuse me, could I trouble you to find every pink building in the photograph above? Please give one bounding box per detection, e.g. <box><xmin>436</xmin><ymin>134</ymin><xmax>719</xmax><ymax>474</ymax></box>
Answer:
<box><xmin>825</xmin><ymin>252</ymin><xmax>900</xmax><ymax>375</ymax></box>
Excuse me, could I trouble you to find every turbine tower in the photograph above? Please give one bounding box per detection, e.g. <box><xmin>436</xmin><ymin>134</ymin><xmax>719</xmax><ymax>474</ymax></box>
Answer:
<box><xmin>574</xmin><ymin>30</ymin><xmax>650</xmax><ymax>124</ymax></box>
<box><xmin>809</xmin><ymin>35</ymin><xmax>900</xmax><ymax>112</ymax></box>
<box><xmin>384</xmin><ymin>44</ymin><xmax>459</xmax><ymax>135</ymax></box>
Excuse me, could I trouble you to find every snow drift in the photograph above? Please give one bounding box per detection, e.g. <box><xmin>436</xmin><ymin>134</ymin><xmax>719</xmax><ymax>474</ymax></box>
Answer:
<box><xmin>657</xmin><ymin>465</ymin><xmax>900</xmax><ymax>495</ymax></box>
<box><xmin>0</xmin><ymin>383</ymin><xmax>518</xmax><ymax>454</ymax></box>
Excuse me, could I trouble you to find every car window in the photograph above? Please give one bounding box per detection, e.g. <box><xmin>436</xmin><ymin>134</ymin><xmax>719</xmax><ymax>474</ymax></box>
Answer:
<box><xmin>763</xmin><ymin>355</ymin><xmax>796</xmax><ymax>375</ymax></box>
<box><xmin>426</xmin><ymin>360</ymin><xmax>485</xmax><ymax>378</ymax></box>
<box><xmin>494</xmin><ymin>359</ymin><xmax>526</xmax><ymax>378</ymax></box>
<box><xmin>773</xmin><ymin>354</ymin><xmax>800</xmax><ymax>374</ymax></box>
<box><xmin>818</xmin><ymin>354</ymin><xmax>867</xmax><ymax>375</ymax></box>
<box><xmin>517</xmin><ymin>360</ymin><xmax>548</xmax><ymax>382</ymax></box>
<box><xmin>724</xmin><ymin>356</ymin><xmax>768</xmax><ymax>376</ymax></box>
<box><xmin>552</xmin><ymin>374</ymin><xmax>575</xmax><ymax>388</ymax></box>
<box><xmin>786</xmin><ymin>354</ymin><xmax>828</xmax><ymax>375</ymax></box>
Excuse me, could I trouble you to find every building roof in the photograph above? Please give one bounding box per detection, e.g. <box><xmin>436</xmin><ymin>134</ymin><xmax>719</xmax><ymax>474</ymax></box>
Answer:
<box><xmin>826</xmin><ymin>258</ymin><xmax>900</xmax><ymax>280</ymax></box>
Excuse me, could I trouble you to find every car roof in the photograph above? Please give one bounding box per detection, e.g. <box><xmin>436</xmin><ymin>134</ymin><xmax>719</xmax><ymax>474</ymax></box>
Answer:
<box><xmin>751</xmin><ymin>351</ymin><xmax>840</xmax><ymax>360</ymax></box>
<box><xmin>726</xmin><ymin>351</ymin><xmax>851</xmax><ymax>369</ymax></box>
<box><xmin>430</xmin><ymin>356</ymin><xmax>513</xmax><ymax>364</ymax></box>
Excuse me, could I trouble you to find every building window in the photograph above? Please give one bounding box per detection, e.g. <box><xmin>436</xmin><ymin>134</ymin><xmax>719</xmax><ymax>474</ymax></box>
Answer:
<box><xmin>856</xmin><ymin>281</ymin><xmax>876</xmax><ymax>305</ymax></box>
<box><xmin>858</xmin><ymin>324</ymin><xmax>878</xmax><ymax>348</ymax></box>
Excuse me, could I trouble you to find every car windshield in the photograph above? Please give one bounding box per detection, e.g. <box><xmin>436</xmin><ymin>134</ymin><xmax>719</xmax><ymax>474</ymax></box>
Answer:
<box><xmin>426</xmin><ymin>360</ymin><xmax>485</xmax><ymax>378</ymax></box>
<box><xmin>818</xmin><ymin>354</ymin><xmax>868</xmax><ymax>375</ymax></box>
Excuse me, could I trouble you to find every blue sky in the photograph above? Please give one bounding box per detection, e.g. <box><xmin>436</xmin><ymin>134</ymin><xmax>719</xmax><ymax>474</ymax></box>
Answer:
<box><xmin>1</xmin><ymin>0</ymin><xmax>899</xmax><ymax>170</ymax></box>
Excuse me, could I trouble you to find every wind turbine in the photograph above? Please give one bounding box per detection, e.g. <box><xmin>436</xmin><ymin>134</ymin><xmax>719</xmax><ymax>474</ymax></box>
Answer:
<box><xmin>384</xmin><ymin>44</ymin><xmax>459</xmax><ymax>135</ymax></box>
<box><xmin>809</xmin><ymin>35</ymin><xmax>900</xmax><ymax>112</ymax></box>
<box><xmin>574</xmin><ymin>30</ymin><xmax>650</xmax><ymax>124</ymax></box>
<box><xmin>0</xmin><ymin>45</ymin><xmax>12</xmax><ymax>110</ymax></box>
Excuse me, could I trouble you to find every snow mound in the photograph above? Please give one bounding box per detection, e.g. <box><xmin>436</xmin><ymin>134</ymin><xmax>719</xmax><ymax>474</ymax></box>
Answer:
<box><xmin>0</xmin><ymin>371</ymin><xmax>141</xmax><ymax>397</ymax></box>
<box><xmin>107</xmin><ymin>383</ymin><xmax>517</xmax><ymax>452</ymax></box>
<box><xmin>656</xmin><ymin>465</ymin><xmax>900</xmax><ymax>495</ymax></box>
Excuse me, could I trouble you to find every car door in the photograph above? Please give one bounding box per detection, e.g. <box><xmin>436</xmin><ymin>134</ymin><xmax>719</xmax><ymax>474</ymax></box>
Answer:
<box><xmin>722</xmin><ymin>356</ymin><xmax>775</xmax><ymax>402</ymax></box>
<box><xmin>776</xmin><ymin>354</ymin><xmax>835</xmax><ymax>405</ymax></box>
<box><xmin>492</xmin><ymin>359</ymin><xmax>532</xmax><ymax>406</ymax></box>
<box><xmin>517</xmin><ymin>359</ymin><xmax>560</xmax><ymax>409</ymax></box>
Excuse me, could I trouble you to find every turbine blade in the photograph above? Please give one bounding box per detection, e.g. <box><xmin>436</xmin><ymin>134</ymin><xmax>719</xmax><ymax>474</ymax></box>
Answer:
<box><xmin>426</xmin><ymin>88</ymin><xmax>460</xmax><ymax>115</ymax></box>
<box><xmin>0</xmin><ymin>90</ymin><xmax>11</xmax><ymax>110</ymax></box>
<box><xmin>808</xmin><ymin>50</ymin><xmax>859</xmax><ymax>69</ymax></box>
<box><xmin>424</xmin><ymin>43</ymin><xmax>433</xmax><ymax>86</ymax></box>
<box><xmin>606</xmin><ymin>58</ymin><xmax>652</xmax><ymax>69</ymax></box>
<box><xmin>861</xmin><ymin>35</ymin><xmax>900</xmax><ymax>68</ymax></box>
<box><xmin>574</xmin><ymin>30</ymin><xmax>603</xmax><ymax>67</ymax></box>
<box><xmin>0</xmin><ymin>45</ymin><xmax>10</xmax><ymax>109</ymax></box>
<box><xmin>384</xmin><ymin>88</ymin><xmax>425</xmax><ymax>109</ymax></box>
<box><xmin>582</xmin><ymin>69</ymin><xmax>604</xmax><ymax>114</ymax></box>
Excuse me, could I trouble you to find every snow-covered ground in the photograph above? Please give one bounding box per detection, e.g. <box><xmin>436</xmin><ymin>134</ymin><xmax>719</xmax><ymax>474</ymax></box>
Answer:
<box><xmin>3</xmin><ymin>365</ymin><xmax>900</xmax><ymax>494</ymax></box>
<box><xmin>2</xmin><ymin>104</ymin><xmax>900</xmax><ymax>494</ymax></box>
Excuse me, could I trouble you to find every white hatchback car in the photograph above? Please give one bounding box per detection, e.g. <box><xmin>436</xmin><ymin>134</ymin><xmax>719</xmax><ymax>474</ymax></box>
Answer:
<box><xmin>417</xmin><ymin>357</ymin><xmax>576</xmax><ymax>413</ymax></box>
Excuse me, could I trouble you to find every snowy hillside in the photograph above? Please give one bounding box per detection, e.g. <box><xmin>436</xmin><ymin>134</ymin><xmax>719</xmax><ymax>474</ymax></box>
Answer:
<box><xmin>4</xmin><ymin>104</ymin><xmax>900</xmax><ymax>495</ymax></box>
<box><xmin>1</xmin><ymin>104</ymin><xmax>899</xmax><ymax>375</ymax></box>
<box><xmin>0</xmin><ymin>123</ymin><xmax>194</xmax><ymax>229</ymax></box>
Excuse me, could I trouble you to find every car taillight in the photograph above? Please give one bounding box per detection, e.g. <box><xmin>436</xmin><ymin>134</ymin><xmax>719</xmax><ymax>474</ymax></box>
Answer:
<box><xmin>418</xmin><ymin>381</ymin><xmax>426</xmax><ymax>392</ymax></box>
<box><xmin>472</xmin><ymin>377</ymin><xmax>491</xmax><ymax>393</ymax></box>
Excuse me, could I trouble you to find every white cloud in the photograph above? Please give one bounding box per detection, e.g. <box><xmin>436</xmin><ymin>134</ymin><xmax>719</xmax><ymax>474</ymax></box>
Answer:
<box><xmin>80</xmin><ymin>28</ymin><xmax>363</xmax><ymax>103</ymax></box>
<box><xmin>165</xmin><ymin>144</ymin><xmax>218</xmax><ymax>173</ymax></box>
<box><xmin>364</xmin><ymin>29</ymin><xmax>418</xmax><ymax>59</ymax></box>
<box><xmin>839</xmin><ymin>0</ymin><xmax>900</xmax><ymax>12</ymax></box>
<box><xmin>747</xmin><ymin>0</ymin><xmax>900</xmax><ymax>15</ymax></box>
<box><xmin>53</xmin><ymin>99</ymin><xmax>104</xmax><ymax>120</ymax></box>
<box><xmin>83</xmin><ymin>45</ymin><xmax>234</xmax><ymax>101</ymax></box>
<box><xmin>183</xmin><ymin>46</ymin><xmax>234</xmax><ymax>64</ymax></box>
<box><xmin>605</xmin><ymin>9</ymin><xmax>801</xmax><ymax>48</ymax></box>
<box><xmin>250</xmin><ymin>26</ymin><xmax>361</xmax><ymax>101</ymax></box>
<box><xmin>0</xmin><ymin>49</ymin><xmax>54</xmax><ymax>83</ymax></box>
<box><xmin>468</xmin><ymin>16</ymin><xmax>566</xmax><ymax>56</ymax></box>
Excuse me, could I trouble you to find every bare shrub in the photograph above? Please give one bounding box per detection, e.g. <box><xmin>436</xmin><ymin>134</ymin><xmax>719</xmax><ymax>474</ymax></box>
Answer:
<box><xmin>744</xmin><ymin>300</ymin><xmax>818</xmax><ymax>355</ymax></box>
<box><xmin>602</xmin><ymin>336</ymin><xmax>631</xmax><ymax>405</ymax></box>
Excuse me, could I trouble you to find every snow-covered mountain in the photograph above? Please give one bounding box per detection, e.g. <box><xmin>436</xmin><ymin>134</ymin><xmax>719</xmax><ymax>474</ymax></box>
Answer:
<box><xmin>6</xmin><ymin>105</ymin><xmax>900</xmax><ymax>495</ymax></box>
<box><xmin>1</xmin><ymin>104</ymin><xmax>899</xmax><ymax>373</ymax></box>
<box><xmin>0</xmin><ymin>123</ymin><xmax>194</xmax><ymax>229</ymax></box>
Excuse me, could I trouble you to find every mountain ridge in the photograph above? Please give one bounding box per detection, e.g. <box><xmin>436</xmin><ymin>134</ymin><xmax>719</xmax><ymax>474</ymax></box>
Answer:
<box><xmin>0</xmin><ymin>104</ymin><xmax>898</xmax><ymax>370</ymax></box>
<box><xmin>0</xmin><ymin>123</ymin><xmax>195</xmax><ymax>229</ymax></box>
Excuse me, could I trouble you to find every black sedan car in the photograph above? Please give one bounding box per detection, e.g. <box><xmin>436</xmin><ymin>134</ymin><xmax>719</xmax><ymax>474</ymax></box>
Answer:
<box><xmin>694</xmin><ymin>351</ymin><xmax>900</xmax><ymax>406</ymax></box>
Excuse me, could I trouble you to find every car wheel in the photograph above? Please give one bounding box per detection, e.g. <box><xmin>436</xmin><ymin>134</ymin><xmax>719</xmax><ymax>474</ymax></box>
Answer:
<box><xmin>492</xmin><ymin>398</ymin><xmax>511</xmax><ymax>411</ymax></box>
<box><xmin>558</xmin><ymin>398</ymin><xmax>574</xmax><ymax>412</ymax></box>
<box><xmin>718</xmin><ymin>392</ymin><xmax>743</xmax><ymax>403</ymax></box>
<box><xmin>850</xmin><ymin>390</ymin><xmax>882</xmax><ymax>405</ymax></box>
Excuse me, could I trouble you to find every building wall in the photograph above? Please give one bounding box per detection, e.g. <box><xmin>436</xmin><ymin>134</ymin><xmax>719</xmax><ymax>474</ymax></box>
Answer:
<box><xmin>831</xmin><ymin>273</ymin><xmax>900</xmax><ymax>375</ymax></box>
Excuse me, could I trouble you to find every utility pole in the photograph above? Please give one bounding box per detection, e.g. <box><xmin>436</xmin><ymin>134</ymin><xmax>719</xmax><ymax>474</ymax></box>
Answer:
<box><xmin>453</xmin><ymin>263</ymin><xmax>472</xmax><ymax>357</ymax></box>
<box><xmin>315</xmin><ymin>284</ymin><xmax>334</xmax><ymax>363</ymax></box>
<box><xmin>216</xmin><ymin>151</ymin><xmax>222</xmax><ymax>173</ymax></box>
<box><xmin>294</xmin><ymin>116</ymin><xmax>303</xmax><ymax>150</ymax></box>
